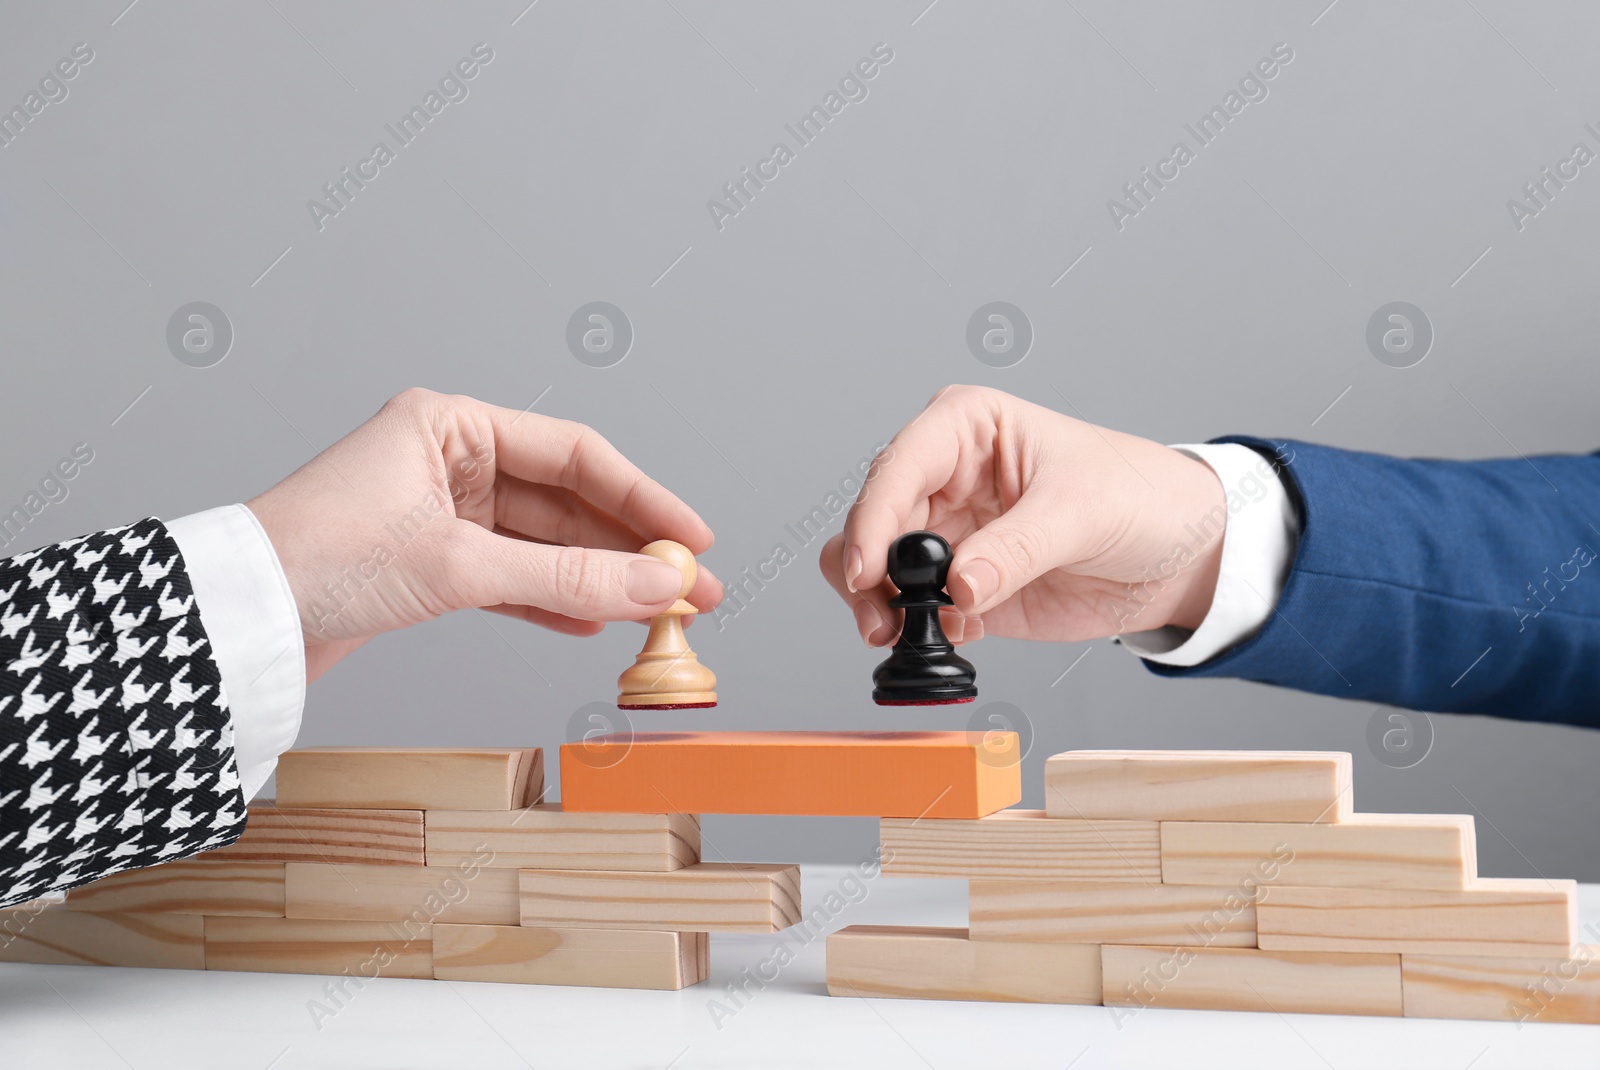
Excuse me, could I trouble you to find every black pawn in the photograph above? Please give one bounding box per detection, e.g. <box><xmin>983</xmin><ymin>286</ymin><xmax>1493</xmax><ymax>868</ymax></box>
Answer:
<box><xmin>872</xmin><ymin>531</ymin><xmax>978</xmax><ymax>705</ymax></box>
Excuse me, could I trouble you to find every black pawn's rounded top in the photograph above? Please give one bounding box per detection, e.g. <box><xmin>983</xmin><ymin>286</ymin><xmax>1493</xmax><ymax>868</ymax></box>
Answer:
<box><xmin>887</xmin><ymin>530</ymin><xmax>953</xmax><ymax>597</ymax></box>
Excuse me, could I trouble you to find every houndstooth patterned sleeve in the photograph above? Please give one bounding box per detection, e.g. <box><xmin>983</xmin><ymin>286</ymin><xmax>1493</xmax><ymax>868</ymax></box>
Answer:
<box><xmin>0</xmin><ymin>518</ymin><xmax>247</xmax><ymax>907</ymax></box>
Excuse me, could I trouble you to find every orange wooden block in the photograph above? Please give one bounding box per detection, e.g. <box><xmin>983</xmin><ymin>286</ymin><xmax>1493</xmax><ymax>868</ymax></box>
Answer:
<box><xmin>559</xmin><ymin>731</ymin><xmax>1020</xmax><ymax>818</ymax></box>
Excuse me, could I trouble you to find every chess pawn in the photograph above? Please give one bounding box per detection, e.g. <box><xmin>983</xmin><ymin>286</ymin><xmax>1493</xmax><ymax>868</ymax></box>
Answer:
<box><xmin>617</xmin><ymin>540</ymin><xmax>718</xmax><ymax>709</ymax></box>
<box><xmin>872</xmin><ymin>531</ymin><xmax>978</xmax><ymax>705</ymax></box>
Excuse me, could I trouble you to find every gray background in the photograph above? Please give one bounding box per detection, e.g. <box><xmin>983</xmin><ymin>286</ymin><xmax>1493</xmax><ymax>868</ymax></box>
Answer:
<box><xmin>2</xmin><ymin>0</ymin><xmax>1597</xmax><ymax>878</ymax></box>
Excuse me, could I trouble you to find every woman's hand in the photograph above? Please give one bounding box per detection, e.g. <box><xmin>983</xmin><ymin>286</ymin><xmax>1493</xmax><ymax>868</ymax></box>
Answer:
<box><xmin>820</xmin><ymin>385</ymin><xmax>1225</xmax><ymax>647</ymax></box>
<box><xmin>247</xmin><ymin>388</ymin><xmax>721</xmax><ymax>682</ymax></box>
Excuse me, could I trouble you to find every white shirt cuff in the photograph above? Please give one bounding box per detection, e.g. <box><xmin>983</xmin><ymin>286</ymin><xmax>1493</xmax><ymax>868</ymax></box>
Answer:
<box><xmin>166</xmin><ymin>504</ymin><xmax>305</xmax><ymax>800</ymax></box>
<box><xmin>1120</xmin><ymin>442</ymin><xmax>1298</xmax><ymax>668</ymax></box>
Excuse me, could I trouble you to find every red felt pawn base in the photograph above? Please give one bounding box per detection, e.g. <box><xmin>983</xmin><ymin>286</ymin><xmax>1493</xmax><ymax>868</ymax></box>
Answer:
<box><xmin>618</xmin><ymin>702</ymin><xmax>719</xmax><ymax>710</ymax></box>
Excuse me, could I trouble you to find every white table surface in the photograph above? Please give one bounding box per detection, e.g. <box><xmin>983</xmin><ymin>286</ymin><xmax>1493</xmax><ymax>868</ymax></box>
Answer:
<box><xmin>3</xmin><ymin>866</ymin><xmax>1595</xmax><ymax>1070</ymax></box>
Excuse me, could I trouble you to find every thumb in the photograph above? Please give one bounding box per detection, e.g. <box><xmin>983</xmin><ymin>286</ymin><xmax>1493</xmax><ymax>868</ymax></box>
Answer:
<box><xmin>947</xmin><ymin>498</ymin><xmax>1082</xmax><ymax>615</ymax></box>
<box><xmin>441</xmin><ymin>523</ymin><xmax>683</xmax><ymax>621</ymax></box>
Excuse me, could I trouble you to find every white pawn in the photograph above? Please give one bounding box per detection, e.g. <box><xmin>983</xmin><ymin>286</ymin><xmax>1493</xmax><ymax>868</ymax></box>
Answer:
<box><xmin>617</xmin><ymin>541</ymin><xmax>717</xmax><ymax>709</ymax></box>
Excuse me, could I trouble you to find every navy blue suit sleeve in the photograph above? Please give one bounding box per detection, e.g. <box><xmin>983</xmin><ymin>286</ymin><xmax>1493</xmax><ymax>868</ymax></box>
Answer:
<box><xmin>1146</xmin><ymin>438</ymin><xmax>1600</xmax><ymax>729</ymax></box>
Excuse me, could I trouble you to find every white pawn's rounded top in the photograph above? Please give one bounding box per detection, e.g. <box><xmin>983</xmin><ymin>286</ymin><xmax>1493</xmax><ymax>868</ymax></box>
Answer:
<box><xmin>639</xmin><ymin>539</ymin><xmax>696</xmax><ymax>600</ymax></box>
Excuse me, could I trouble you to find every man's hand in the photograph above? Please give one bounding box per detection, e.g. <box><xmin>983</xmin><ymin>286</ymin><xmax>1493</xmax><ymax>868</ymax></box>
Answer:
<box><xmin>247</xmin><ymin>389</ymin><xmax>722</xmax><ymax>682</ymax></box>
<box><xmin>820</xmin><ymin>385</ymin><xmax>1225</xmax><ymax>646</ymax></box>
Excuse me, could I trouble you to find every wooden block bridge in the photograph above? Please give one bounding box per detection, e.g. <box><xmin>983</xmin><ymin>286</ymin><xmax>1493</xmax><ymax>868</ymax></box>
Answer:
<box><xmin>3</xmin><ymin>732</ymin><xmax>1593</xmax><ymax>1023</ymax></box>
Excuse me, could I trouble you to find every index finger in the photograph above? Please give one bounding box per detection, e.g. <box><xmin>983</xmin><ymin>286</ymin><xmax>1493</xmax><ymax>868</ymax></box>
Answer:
<box><xmin>483</xmin><ymin>402</ymin><xmax>714</xmax><ymax>554</ymax></box>
<box><xmin>841</xmin><ymin>389</ymin><xmax>965</xmax><ymax>594</ymax></box>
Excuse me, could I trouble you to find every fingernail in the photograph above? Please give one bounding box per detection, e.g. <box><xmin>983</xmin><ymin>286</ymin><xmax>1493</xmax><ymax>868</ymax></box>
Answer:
<box><xmin>845</xmin><ymin>546</ymin><xmax>863</xmax><ymax>593</ymax></box>
<box><xmin>852</xmin><ymin>601</ymin><xmax>878</xmax><ymax>643</ymax></box>
<box><xmin>958</xmin><ymin>560</ymin><xmax>1000</xmax><ymax>609</ymax></box>
<box><xmin>627</xmin><ymin>560</ymin><xmax>680</xmax><ymax>605</ymax></box>
<box><xmin>943</xmin><ymin>610</ymin><xmax>965</xmax><ymax>644</ymax></box>
<box><xmin>853</xmin><ymin>601</ymin><xmax>894</xmax><ymax>646</ymax></box>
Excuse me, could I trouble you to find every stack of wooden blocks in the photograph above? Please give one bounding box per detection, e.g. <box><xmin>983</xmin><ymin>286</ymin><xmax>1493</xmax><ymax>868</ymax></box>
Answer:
<box><xmin>0</xmin><ymin>747</ymin><xmax>801</xmax><ymax>991</ymax></box>
<box><xmin>6</xmin><ymin>739</ymin><xmax>1596</xmax><ymax>1025</ymax></box>
<box><xmin>827</xmin><ymin>749</ymin><xmax>1599</xmax><ymax>1023</ymax></box>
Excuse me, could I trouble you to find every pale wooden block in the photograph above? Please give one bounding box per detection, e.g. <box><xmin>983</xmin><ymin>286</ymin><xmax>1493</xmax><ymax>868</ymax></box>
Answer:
<box><xmin>205</xmin><ymin>917</ymin><xmax>432</xmax><ymax>978</ymax></box>
<box><xmin>1257</xmin><ymin>879</ymin><xmax>1578</xmax><ymax>957</ymax></box>
<box><xmin>0</xmin><ymin>908</ymin><xmax>204</xmax><ymax>969</ymax></box>
<box><xmin>195</xmin><ymin>800</ymin><xmax>425</xmax><ymax>866</ymax></box>
<box><xmin>425</xmin><ymin>804</ymin><xmax>699</xmax><ymax>871</ymax></box>
<box><xmin>1161</xmin><ymin>813</ymin><xmax>1476</xmax><ymax>890</ymax></box>
<box><xmin>1402</xmin><ymin>948</ymin><xmax>1600</xmax><ymax>1023</ymax></box>
<box><xmin>63</xmin><ymin>860</ymin><xmax>285</xmax><ymax>917</ymax></box>
<box><xmin>826</xmin><ymin>926</ymin><xmax>1101</xmax><ymax>1004</ymax></box>
<box><xmin>433</xmin><ymin>923</ymin><xmax>707</xmax><ymax>990</ymax></box>
<box><xmin>276</xmin><ymin>748</ymin><xmax>544</xmax><ymax>810</ymax></box>
<box><xmin>1102</xmin><ymin>944</ymin><xmax>1402</xmax><ymax>1016</ymax></box>
<box><xmin>969</xmin><ymin>881</ymin><xmax>1255</xmax><ymax>946</ymax></box>
<box><xmin>1045</xmin><ymin>750</ymin><xmax>1352</xmax><ymax>823</ymax></box>
<box><xmin>285</xmin><ymin>863</ymin><xmax>520</xmax><ymax>925</ymax></box>
<box><xmin>879</xmin><ymin>809</ymin><xmax>1159</xmax><ymax>882</ymax></box>
<box><xmin>519</xmin><ymin>863</ymin><xmax>800</xmax><ymax>933</ymax></box>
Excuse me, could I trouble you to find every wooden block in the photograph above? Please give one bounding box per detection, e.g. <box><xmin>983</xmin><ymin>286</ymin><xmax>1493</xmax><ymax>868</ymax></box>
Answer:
<box><xmin>63</xmin><ymin>860</ymin><xmax>285</xmax><ymax>917</ymax></box>
<box><xmin>969</xmin><ymin>881</ymin><xmax>1255</xmax><ymax>946</ymax></box>
<box><xmin>1161</xmin><ymin>814</ymin><xmax>1476</xmax><ymax>889</ymax></box>
<box><xmin>204</xmin><ymin>916</ymin><xmax>431</xmax><ymax>978</ymax></box>
<box><xmin>0</xmin><ymin>908</ymin><xmax>204</xmax><ymax>969</ymax></box>
<box><xmin>426</xmin><ymin>804</ymin><xmax>699</xmax><ymax>871</ymax></box>
<box><xmin>826</xmin><ymin>926</ymin><xmax>1101</xmax><ymax>1004</ymax></box>
<box><xmin>276</xmin><ymin>748</ymin><xmax>544</xmax><ymax>810</ymax></box>
<box><xmin>519</xmin><ymin>863</ymin><xmax>800</xmax><ymax>933</ymax></box>
<box><xmin>194</xmin><ymin>800</ymin><xmax>425</xmax><ymax>866</ymax></box>
<box><xmin>1102</xmin><ymin>944</ymin><xmax>1402</xmax><ymax>1016</ymax></box>
<box><xmin>285</xmin><ymin>863</ymin><xmax>520</xmax><ymax>925</ymax></box>
<box><xmin>1256</xmin><ymin>879</ymin><xmax>1578</xmax><ymax>957</ymax></box>
<box><xmin>433</xmin><ymin>923</ymin><xmax>707</xmax><ymax>990</ymax></box>
<box><xmin>560</xmin><ymin>731</ymin><xmax>1019</xmax><ymax>818</ymax></box>
<box><xmin>1402</xmin><ymin>948</ymin><xmax>1600</xmax><ymax>1023</ymax></box>
<box><xmin>1045</xmin><ymin>750</ymin><xmax>1352</xmax><ymax>823</ymax></box>
<box><xmin>880</xmin><ymin>809</ymin><xmax>1160</xmax><ymax>882</ymax></box>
